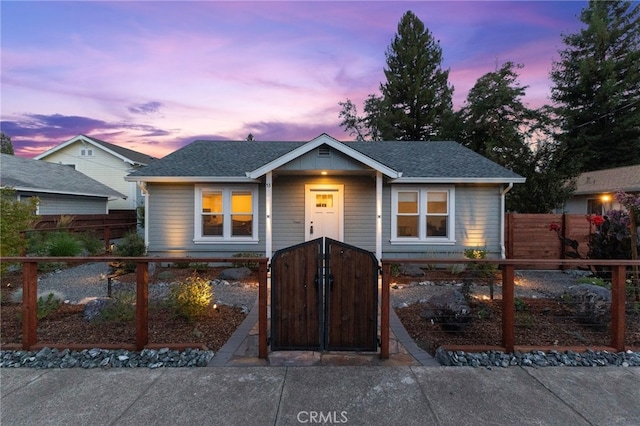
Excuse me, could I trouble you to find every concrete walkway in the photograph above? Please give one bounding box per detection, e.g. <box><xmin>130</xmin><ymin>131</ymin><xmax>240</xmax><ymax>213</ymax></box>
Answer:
<box><xmin>2</xmin><ymin>366</ymin><xmax>639</xmax><ymax>425</ymax></box>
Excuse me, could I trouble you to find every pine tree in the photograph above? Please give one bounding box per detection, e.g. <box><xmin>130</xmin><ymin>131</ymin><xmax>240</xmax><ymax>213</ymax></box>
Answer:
<box><xmin>338</xmin><ymin>11</ymin><xmax>454</xmax><ymax>141</ymax></box>
<box><xmin>1</xmin><ymin>132</ymin><xmax>14</xmax><ymax>155</ymax></box>
<box><xmin>551</xmin><ymin>0</ymin><xmax>640</xmax><ymax>172</ymax></box>
<box><xmin>379</xmin><ymin>11</ymin><xmax>454</xmax><ymax>140</ymax></box>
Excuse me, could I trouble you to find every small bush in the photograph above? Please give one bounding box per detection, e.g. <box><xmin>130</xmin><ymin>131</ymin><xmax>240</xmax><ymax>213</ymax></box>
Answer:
<box><xmin>94</xmin><ymin>292</ymin><xmax>136</xmax><ymax>323</ymax></box>
<box><xmin>168</xmin><ymin>273</ymin><xmax>213</xmax><ymax>321</ymax></box>
<box><xmin>514</xmin><ymin>297</ymin><xmax>528</xmax><ymax>312</ymax></box>
<box><xmin>78</xmin><ymin>232</ymin><xmax>104</xmax><ymax>255</ymax></box>
<box><xmin>11</xmin><ymin>289</ymin><xmax>65</xmax><ymax>320</ymax></box>
<box><xmin>114</xmin><ymin>232</ymin><xmax>146</xmax><ymax>272</ymax></box>
<box><xmin>46</xmin><ymin>231</ymin><xmax>82</xmax><ymax>256</ymax></box>
<box><xmin>232</xmin><ymin>252</ymin><xmax>261</xmax><ymax>269</ymax></box>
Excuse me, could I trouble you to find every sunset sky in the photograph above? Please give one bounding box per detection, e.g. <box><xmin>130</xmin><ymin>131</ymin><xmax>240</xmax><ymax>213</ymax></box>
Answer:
<box><xmin>1</xmin><ymin>1</ymin><xmax>587</xmax><ymax>158</ymax></box>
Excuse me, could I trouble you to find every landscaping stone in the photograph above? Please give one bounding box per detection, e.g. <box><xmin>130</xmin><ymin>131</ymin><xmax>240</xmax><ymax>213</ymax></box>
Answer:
<box><xmin>399</xmin><ymin>264</ymin><xmax>425</xmax><ymax>277</ymax></box>
<box><xmin>419</xmin><ymin>289</ymin><xmax>471</xmax><ymax>331</ymax></box>
<box><xmin>219</xmin><ymin>267</ymin><xmax>252</xmax><ymax>281</ymax></box>
<box><xmin>562</xmin><ymin>284</ymin><xmax>611</xmax><ymax>327</ymax></box>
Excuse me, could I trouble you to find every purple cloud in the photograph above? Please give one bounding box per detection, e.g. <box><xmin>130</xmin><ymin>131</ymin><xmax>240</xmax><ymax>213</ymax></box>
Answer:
<box><xmin>128</xmin><ymin>101</ymin><xmax>163</xmax><ymax>115</ymax></box>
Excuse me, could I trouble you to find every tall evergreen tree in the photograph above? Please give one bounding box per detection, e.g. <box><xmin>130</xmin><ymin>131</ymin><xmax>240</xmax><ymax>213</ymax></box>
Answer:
<box><xmin>550</xmin><ymin>0</ymin><xmax>640</xmax><ymax>172</ymax></box>
<box><xmin>338</xmin><ymin>11</ymin><xmax>454</xmax><ymax>141</ymax></box>
<box><xmin>460</xmin><ymin>63</ymin><xmax>577</xmax><ymax>212</ymax></box>
<box><xmin>1</xmin><ymin>132</ymin><xmax>14</xmax><ymax>155</ymax></box>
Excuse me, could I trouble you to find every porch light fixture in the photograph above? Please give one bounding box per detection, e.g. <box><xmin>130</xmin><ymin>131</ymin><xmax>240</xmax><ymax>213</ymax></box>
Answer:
<box><xmin>601</xmin><ymin>194</ymin><xmax>611</xmax><ymax>202</ymax></box>
<box><xmin>321</xmin><ymin>171</ymin><xmax>328</xmax><ymax>175</ymax></box>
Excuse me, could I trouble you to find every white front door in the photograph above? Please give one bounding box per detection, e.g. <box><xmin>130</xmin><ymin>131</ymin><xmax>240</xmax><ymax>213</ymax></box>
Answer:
<box><xmin>305</xmin><ymin>185</ymin><xmax>343</xmax><ymax>241</ymax></box>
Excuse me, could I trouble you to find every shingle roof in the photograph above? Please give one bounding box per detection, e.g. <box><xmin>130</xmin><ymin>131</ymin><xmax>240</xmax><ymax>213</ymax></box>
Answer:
<box><xmin>127</xmin><ymin>137</ymin><xmax>524</xmax><ymax>182</ymax></box>
<box><xmin>573</xmin><ymin>164</ymin><xmax>640</xmax><ymax>195</ymax></box>
<box><xmin>0</xmin><ymin>154</ymin><xmax>126</xmax><ymax>199</ymax></box>
<box><xmin>81</xmin><ymin>135</ymin><xmax>157</xmax><ymax>165</ymax></box>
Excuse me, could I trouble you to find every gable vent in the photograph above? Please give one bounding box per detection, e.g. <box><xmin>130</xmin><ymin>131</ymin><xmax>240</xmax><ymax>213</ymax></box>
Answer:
<box><xmin>318</xmin><ymin>147</ymin><xmax>331</xmax><ymax>157</ymax></box>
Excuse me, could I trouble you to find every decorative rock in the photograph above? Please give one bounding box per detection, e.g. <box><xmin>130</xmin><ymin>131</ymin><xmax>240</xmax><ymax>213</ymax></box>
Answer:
<box><xmin>562</xmin><ymin>284</ymin><xmax>611</xmax><ymax>327</ymax></box>
<box><xmin>419</xmin><ymin>289</ymin><xmax>471</xmax><ymax>331</ymax></box>
<box><xmin>398</xmin><ymin>264</ymin><xmax>425</xmax><ymax>277</ymax></box>
<box><xmin>219</xmin><ymin>267</ymin><xmax>252</xmax><ymax>281</ymax></box>
<box><xmin>83</xmin><ymin>298</ymin><xmax>111</xmax><ymax>321</ymax></box>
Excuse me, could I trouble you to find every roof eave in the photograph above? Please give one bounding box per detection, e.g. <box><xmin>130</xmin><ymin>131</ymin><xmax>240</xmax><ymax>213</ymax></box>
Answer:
<box><xmin>2</xmin><ymin>185</ymin><xmax>126</xmax><ymax>199</ymax></box>
<box><xmin>125</xmin><ymin>176</ymin><xmax>260</xmax><ymax>183</ymax></box>
<box><xmin>389</xmin><ymin>177</ymin><xmax>527</xmax><ymax>184</ymax></box>
<box><xmin>245</xmin><ymin>135</ymin><xmax>402</xmax><ymax>179</ymax></box>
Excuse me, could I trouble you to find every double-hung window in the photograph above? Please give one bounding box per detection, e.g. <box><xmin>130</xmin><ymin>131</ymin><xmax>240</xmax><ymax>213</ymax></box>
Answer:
<box><xmin>195</xmin><ymin>185</ymin><xmax>258</xmax><ymax>242</ymax></box>
<box><xmin>391</xmin><ymin>186</ymin><xmax>454</xmax><ymax>243</ymax></box>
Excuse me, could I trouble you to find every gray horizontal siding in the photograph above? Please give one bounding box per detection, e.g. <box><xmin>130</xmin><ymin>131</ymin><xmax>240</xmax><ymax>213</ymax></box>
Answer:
<box><xmin>34</xmin><ymin>194</ymin><xmax>107</xmax><ymax>215</ymax></box>
<box><xmin>147</xmin><ymin>183</ymin><xmax>266</xmax><ymax>257</ymax></box>
<box><xmin>382</xmin><ymin>184</ymin><xmax>503</xmax><ymax>259</ymax></box>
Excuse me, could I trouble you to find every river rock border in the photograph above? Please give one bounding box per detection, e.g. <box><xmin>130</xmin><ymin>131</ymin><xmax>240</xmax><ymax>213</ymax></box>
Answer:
<box><xmin>435</xmin><ymin>347</ymin><xmax>640</xmax><ymax>368</ymax></box>
<box><xmin>0</xmin><ymin>347</ymin><xmax>213</xmax><ymax>369</ymax></box>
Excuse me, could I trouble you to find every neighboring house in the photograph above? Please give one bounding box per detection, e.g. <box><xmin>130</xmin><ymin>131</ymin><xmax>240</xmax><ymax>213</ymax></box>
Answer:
<box><xmin>561</xmin><ymin>164</ymin><xmax>640</xmax><ymax>215</ymax></box>
<box><xmin>34</xmin><ymin>135</ymin><xmax>156</xmax><ymax>211</ymax></box>
<box><xmin>126</xmin><ymin>134</ymin><xmax>525</xmax><ymax>260</ymax></box>
<box><xmin>0</xmin><ymin>153</ymin><xmax>125</xmax><ymax>215</ymax></box>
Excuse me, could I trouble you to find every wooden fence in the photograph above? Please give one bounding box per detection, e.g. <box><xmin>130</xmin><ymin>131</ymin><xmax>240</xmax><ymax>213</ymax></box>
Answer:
<box><xmin>1</xmin><ymin>256</ymin><xmax>638</xmax><ymax>357</ymax></box>
<box><xmin>28</xmin><ymin>211</ymin><xmax>138</xmax><ymax>252</ymax></box>
<box><xmin>505</xmin><ymin>214</ymin><xmax>594</xmax><ymax>269</ymax></box>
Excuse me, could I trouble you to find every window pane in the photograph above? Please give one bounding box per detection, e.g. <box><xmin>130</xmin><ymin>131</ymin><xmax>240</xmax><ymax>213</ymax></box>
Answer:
<box><xmin>398</xmin><ymin>192</ymin><xmax>418</xmax><ymax>213</ymax></box>
<box><xmin>232</xmin><ymin>191</ymin><xmax>252</xmax><ymax>213</ymax></box>
<box><xmin>398</xmin><ymin>216</ymin><xmax>418</xmax><ymax>237</ymax></box>
<box><xmin>203</xmin><ymin>214</ymin><xmax>223</xmax><ymax>236</ymax></box>
<box><xmin>232</xmin><ymin>215</ymin><xmax>253</xmax><ymax>236</ymax></box>
<box><xmin>202</xmin><ymin>192</ymin><xmax>223</xmax><ymax>213</ymax></box>
<box><xmin>427</xmin><ymin>192</ymin><xmax>447</xmax><ymax>213</ymax></box>
<box><xmin>427</xmin><ymin>216</ymin><xmax>447</xmax><ymax>237</ymax></box>
<box><xmin>315</xmin><ymin>194</ymin><xmax>333</xmax><ymax>208</ymax></box>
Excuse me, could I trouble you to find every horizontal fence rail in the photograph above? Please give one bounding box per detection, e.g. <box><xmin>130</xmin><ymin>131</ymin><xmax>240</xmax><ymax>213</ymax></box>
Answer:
<box><xmin>0</xmin><ymin>256</ymin><xmax>269</xmax><ymax>358</ymax></box>
<box><xmin>382</xmin><ymin>258</ymin><xmax>640</xmax><ymax>355</ymax></box>
<box><xmin>2</xmin><ymin>256</ymin><xmax>639</xmax><ymax>359</ymax></box>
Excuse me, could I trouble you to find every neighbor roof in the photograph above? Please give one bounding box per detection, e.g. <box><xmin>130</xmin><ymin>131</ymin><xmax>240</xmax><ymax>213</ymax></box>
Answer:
<box><xmin>1</xmin><ymin>154</ymin><xmax>126</xmax><ymax>199</ymax></box>
<box><xmin>34</xmin><ymin>135</ymin><xmax>157</xmax><ymax>165</ymax></box>
<box><xmin>126</xmin><ymin>134</ymin><xmax>525</xmax><ymax>184</ymax></box>
<box><xmin>573</xmin><ymin>164</ymin><xmax>640</xmax><ymax>195</ymax></box>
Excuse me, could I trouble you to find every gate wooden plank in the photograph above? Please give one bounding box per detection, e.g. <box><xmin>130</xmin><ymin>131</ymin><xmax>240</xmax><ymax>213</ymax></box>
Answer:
<box><xmin>271</xmin><ymin>239</ymin><xmax>322</xmax><ymax>350</ymax></box>
<box><xmin>326</xmin><ymin>239</ymin><xmax>378</xmax><ymax>351</ymax></box>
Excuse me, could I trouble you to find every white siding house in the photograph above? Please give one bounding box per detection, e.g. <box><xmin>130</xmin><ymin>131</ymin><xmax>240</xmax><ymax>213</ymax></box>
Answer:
<box><xmin>126</xmin><ymin>134</ymin><xmax>525</xmax><ymax>261</ymax></box>
<box><xmin>34</xmin><ymin>135</ymin><xmax>156</xmax><ymax>211</ymax></box>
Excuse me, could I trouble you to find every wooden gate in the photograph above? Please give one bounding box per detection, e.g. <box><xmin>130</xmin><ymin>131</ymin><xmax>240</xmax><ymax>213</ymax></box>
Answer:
<box><xmin>271</xmin><ymin>238</ymin><xmax>378</xmax><ymax>351</ymax></box>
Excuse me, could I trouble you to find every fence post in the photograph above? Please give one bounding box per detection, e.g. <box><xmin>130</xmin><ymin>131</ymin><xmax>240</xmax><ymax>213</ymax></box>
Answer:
<box><xmin>610</xmin><ymin>264</ymin><xmax>626</xmax><ymax>351</ymax></box>
<box><xmin>22</xmin><ymin>261</ymin><xmax>38</xmax><ymax>350</ymax></box>
<box><xmin>135</xmin><ymin>261</ymin><xmax>149</xmax><ymax>351</ymax></box>
<box><xmin>104</xmin><ymin>226</ymin><xmax>111</xmax><ymax>253</ymax></box>
<box><xmin>502</xmin><ymin>264</ymin><xmax>515</xmax><ymax>353</ymax></box>
<box><xmin>258</xmin><ymin>259</ymin><xmax>268</xmax><ymax>359</ymax></box>
<box><xmin>380</xmin><ymin>262</ymin><xmax>390</xmax><ymax>359</ymax></box>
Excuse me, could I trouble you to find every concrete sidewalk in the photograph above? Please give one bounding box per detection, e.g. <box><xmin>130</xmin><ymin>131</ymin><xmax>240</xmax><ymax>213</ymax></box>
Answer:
<box><xmin>2</xmin><ymin>366</ymin><xmax>639</xmax><ymax>425</ymax></box>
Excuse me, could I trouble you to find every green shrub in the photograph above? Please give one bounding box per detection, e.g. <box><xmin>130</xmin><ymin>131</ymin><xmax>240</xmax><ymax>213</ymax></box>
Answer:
<box><xmin>46</xmin><ymin>231</ymin><xmax>82</xmax><ymax>256</ymax></box>
<box><xmin>514</xmin><ymin>297</ymin><xmax>528</xmax><ymax>312</ymax></box>
<box><xmin>11</xmin><ymin>289</ymin><xmax>65</xmax><ymax>320</ymax></box>
<box><xmin>0</xmin><ymin>188</ymin><xmax>39</xmax><ymax>273</ymax></box>
<box><xmin>232</xmin><ymin>252</ymin><xmax>261</xmax><ymax>269</ymax></box>
<box><xmin>78</xmin><ymin>232</ymin><xmax>104</xmax><ymax>255</ymax></box>
<box><xmin>114</xmin><ymin>232</ymin><xmax>146</xmax><ymax>272</ymax></box>
<box><xmin>94</xmin><ymin>292</ymin><xmax>136</xmax><ymax>323</ymax></box>
<box><xmin>168</xmin><ymin>273</ymin><xmax>213</xmax><ymax>321</ymax></box>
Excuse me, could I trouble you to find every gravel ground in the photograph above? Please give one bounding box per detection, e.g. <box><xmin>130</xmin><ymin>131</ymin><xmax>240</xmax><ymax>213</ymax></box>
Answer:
<box><xmin>35</xmin><ymin>262</ymin><xmax>258</xmax><ymax>312</ymax></box>
<box><xmin>389</xmin><ymin>269</ymin><xmax>585</xmax><ymax>308</ymax></box>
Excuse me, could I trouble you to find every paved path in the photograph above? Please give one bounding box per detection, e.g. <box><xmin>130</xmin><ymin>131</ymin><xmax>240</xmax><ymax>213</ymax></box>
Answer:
<box><xmin>2</xmin><ymin>366</ymin><xmax>639</xmax><ymax>425</ymax></box>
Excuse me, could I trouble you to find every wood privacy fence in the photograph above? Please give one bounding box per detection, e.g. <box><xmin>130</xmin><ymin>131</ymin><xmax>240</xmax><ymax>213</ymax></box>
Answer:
<box><xmin>505</xmin><ymin>214</ymin><xmax>594</xmax><ymax>269</ymax></box>
<box><xmin>27</xmin><ymin>211</ymin><xmax>138</xmax><ymax>252</ymax></box>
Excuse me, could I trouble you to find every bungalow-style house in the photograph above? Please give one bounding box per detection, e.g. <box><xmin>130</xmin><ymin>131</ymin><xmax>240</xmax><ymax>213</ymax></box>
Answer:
<box><xmin>0</xmin><ymin>153</ymin><xmax>125</xmax><ymax>215</ymax></box>
<box><xmin>561</xmin><ymin>164</ymin><xmax>640</xmax><ymax>215</ymax></box>
<box><xmin>125</xmin><ymin>134</ymin><xmax>525</xmax><ymax>260</ymax></box>
<box><xmin>34</xmin><ymin>135</ymin><xmax>157</xmax><ymax>211</ymax></box>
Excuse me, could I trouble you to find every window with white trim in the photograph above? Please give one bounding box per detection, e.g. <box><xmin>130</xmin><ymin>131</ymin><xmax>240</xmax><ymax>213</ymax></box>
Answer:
<box><xmin>80</xmin><ymin>148</ymin><xmax>93</xmax><ymax>156</ymax></box>
<box><xmin>391</xmin><ymin>186</ymin><xmax>454</xmax><ymax>243</ymax></box>
<box><xmin>194</xmin><ymin>185</ymin><xmax>258</xmax><ymax>242</ymax></box>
